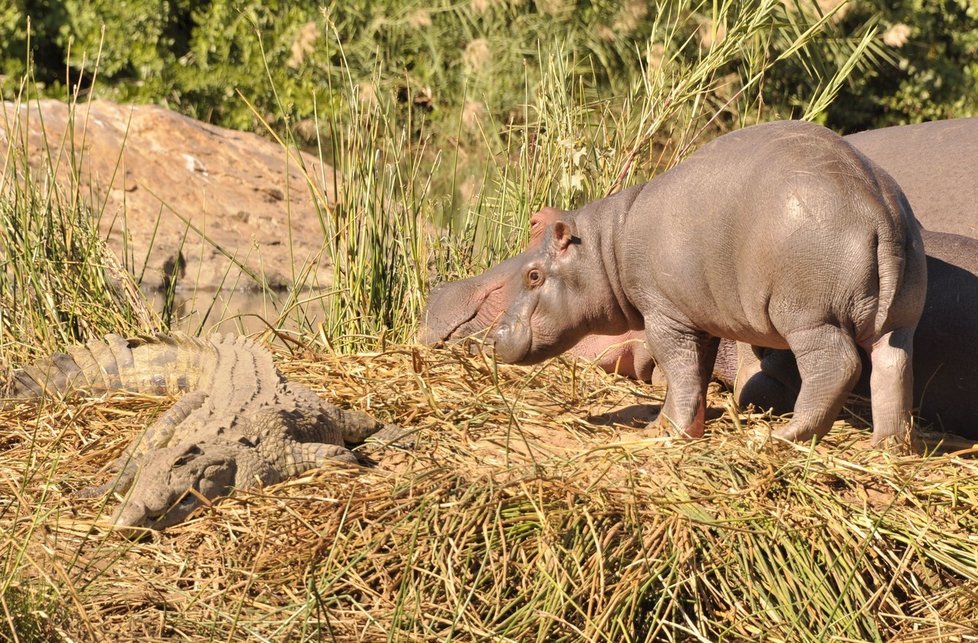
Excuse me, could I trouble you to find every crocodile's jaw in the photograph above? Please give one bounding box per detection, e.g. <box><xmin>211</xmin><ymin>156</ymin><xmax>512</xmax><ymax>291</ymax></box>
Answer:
<box><xmin>110</xmin><ymin>441</ymin><xmax>241</xmax><ymax>534</ymax></box>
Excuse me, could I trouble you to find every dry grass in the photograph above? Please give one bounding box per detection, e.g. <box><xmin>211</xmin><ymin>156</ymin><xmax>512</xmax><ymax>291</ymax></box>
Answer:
<box><xmin>3</xmin><ymin>343</ymin><xmax>978</xmax><ymax>641</ymax></box>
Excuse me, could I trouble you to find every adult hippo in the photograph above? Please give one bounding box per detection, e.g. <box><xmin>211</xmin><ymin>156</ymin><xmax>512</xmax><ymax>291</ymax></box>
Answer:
<box><xmin>845</xmin><ymin>118</ymin><xmax>978</xmax><ymax>237</ymax></box>
<box><xmin>430</xmin><ymin>121</ymin><xmax>927</xmax><ymax>446</ymax></box>
<box><xmin>424</xmin><ymin>119</ymin><xmax>978</xmax><ymax>438</ymax></box>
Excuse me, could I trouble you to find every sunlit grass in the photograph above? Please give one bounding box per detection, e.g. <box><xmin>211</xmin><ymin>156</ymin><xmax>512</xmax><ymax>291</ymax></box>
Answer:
<box><xmin>3</xmin><ymin>346</ymin><xmax>978</xmax><ymax>640</ymax></box>
<box><xmin>6</xmin><ymin>1</ymin><xmax>963</xmax><ymax>641</ymax></box>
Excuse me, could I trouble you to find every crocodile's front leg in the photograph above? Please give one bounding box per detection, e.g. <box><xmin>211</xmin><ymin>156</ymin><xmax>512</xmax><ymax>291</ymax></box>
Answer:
<box><xmin>289</xmin><ymin>442</ymin><xmax>359</xmax><ymax>475</ymax></box>
<box><xmin>282</xmin><ymin>382</ymin><xmax>388</xmax><ymax>443</ymax></box>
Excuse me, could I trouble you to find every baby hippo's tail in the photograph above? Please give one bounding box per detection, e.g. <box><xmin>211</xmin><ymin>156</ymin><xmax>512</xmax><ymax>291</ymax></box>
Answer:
<box><xmin>872</xmin><ymin>188</ymin><xmax>927</xmax><ymax>338</ymax></box>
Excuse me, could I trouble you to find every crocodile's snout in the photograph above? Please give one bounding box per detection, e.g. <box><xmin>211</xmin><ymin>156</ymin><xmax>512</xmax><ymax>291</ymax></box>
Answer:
<box><xmin>108</xmin><ymin>499</ymin><xmax>159</xmax><ymax>538</ymax></box>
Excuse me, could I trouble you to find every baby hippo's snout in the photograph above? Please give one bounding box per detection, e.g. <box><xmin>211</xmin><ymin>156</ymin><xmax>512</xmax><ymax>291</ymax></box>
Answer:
<box><xmin>490</xmin><ymin>318</ymin><xmax>533</xmax><ymax>365</ymax></box>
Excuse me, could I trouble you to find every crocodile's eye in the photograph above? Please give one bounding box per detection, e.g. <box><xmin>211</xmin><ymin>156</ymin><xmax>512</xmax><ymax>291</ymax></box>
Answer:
<box><xmin>525</xmin><ymin>268</ymin><xmax>545</xmax><ymax>288</ymax></box>
<box><xmin>173</xmin><ymin>445</ymin><xmax>203</xmax><ymax>467</ymax></box>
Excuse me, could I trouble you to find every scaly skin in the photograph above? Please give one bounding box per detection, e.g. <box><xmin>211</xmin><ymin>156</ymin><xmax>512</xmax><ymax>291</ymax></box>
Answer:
<box><xmin>6</xmin><ymin>333</ymin><xmax>392</xmax><ymax>533</ymax></box>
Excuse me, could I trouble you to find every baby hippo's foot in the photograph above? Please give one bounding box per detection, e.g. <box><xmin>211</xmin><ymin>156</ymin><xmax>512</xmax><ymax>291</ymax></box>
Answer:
<box><xmin>652</xmin><ymin>403</ymin><xmax>706</xmax><ymax>438</ymax></box>
<box><xmin>872</xmin><ymin>427</ymin><xmax>922</xmax><ymax>455</ymax></box>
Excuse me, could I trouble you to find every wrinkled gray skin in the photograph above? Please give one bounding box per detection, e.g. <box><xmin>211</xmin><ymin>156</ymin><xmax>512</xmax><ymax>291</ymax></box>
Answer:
<box><xmin>424</xmin><ymin>119</ymin><xmax>978</xmax><ymax>395</ymax></box>
<box><xmin>729</xmin><ymin>117</ymin><xmax>978</xmax><ymax>427</ymax></box>
<box><xmin>736</xmin><ymin>230</ymin><xmax>978</xmax><ymax>435</ymax></box>
<box><xmin>429</xmin><ymin>121</ymin><xmax>928</xmax><ymax>445</ymax></box>
<box><xmin>845</xmin><ymin>119</ymin><xmax>978</xmax><ymax>237</ymax></box>
<box><xmin>422</xmin><ymin>118</ymin><xmax>978</xmax><ymax>437</ymax></box>
<box><xmin>7</xmin><ymin>334</ymin><xmax>389</xmax><ymax>534</ymax></box>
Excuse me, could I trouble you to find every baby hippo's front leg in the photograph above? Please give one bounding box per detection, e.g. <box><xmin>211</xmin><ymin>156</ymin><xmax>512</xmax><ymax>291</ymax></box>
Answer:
<box><xmin>646</xmin><ymin>324</ymin><xmax>719</xmax><ymax>438</ymax></box>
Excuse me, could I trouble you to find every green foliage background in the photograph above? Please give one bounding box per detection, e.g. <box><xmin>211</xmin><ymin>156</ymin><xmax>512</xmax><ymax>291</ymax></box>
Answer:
<box><xmin>2</xmin><ymin>0</ymin><xmax>977</xmax><ymax>349</ymax></box>
<box><xmin>4</xmin><ymin>0</ymin><xmax>975</xmax><ymax>138</ymax></box>
<box><xmin>826</xmin><ymin>0</ymin><xmax>978</xmax><ymax>130</ymax></box>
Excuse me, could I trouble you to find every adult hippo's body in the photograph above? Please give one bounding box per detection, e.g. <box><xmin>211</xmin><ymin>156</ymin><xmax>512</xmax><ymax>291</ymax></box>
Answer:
<box><xmin>423</xmin><ymin>119</ymin><xmax>978</xmax><ymax>437</ymax></box>
<box><xmin>845</xmin><ymin>119</ymin><xmax>978</xmax><ymax>237</ymax></box>
<box><xmin>481</xmin><ymin>121</ymin><xmax>926</xmax><ymax>446</ymax></box>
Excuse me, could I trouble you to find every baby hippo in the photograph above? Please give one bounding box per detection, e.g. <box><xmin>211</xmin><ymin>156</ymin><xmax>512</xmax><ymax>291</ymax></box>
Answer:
<box><xmin>486</xmin><ymin>121</ymin><xmax>926</xmax><ymax>446</ymax></box>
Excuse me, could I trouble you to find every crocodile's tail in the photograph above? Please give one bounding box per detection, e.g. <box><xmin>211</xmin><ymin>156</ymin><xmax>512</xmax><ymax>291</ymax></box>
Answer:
<box><xmin>6</xmin><ymin>332</ymin><xmax>229</xmax><ymax>398</ymax></box>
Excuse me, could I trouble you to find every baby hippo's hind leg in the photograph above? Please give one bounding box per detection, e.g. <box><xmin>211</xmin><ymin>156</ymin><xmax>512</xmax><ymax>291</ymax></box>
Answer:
<box><xmin>864</xmin><ymin>327</ymin><xmax>915</xmax><ymax>448</ymax></box>
<box><xmin>773</xmin><ymin>325</ymin><xmax>862</xmax><ymax>443</ymax></box>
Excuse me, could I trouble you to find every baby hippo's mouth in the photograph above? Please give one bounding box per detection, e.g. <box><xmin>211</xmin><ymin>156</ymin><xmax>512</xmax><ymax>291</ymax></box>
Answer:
<box><xmin>489</xmin><ymin>320</ymin><xmax>534</xmax><ymax>364</ymax></box>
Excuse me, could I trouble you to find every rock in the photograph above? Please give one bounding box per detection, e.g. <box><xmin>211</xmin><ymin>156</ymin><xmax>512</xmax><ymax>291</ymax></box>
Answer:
<box><xmin>0</xmin><ymin>99</ymin><xmax>337</xmax><ymax>292</ymax></box>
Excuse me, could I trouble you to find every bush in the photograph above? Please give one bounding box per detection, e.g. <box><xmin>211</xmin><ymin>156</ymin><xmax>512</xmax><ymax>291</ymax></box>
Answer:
<box><xmin>2</xmin><ymin>0</ymin><xmax>879</xmax><ymax>137</ymax></box>
<box><xmin>825</xmin><ymin>0</ymin><xmax>978</xmax><ymax>131</ymax></box>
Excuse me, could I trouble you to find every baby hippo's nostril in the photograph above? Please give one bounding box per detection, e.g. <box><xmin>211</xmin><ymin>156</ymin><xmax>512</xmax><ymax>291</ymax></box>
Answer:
<box><xmin>491</xmin><ymin>323</ymin><xmax>511</xmax><ymax>344</ymax></box>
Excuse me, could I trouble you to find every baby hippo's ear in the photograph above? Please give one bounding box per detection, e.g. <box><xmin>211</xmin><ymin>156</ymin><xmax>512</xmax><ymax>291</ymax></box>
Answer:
<box><xmin>529</xmin><ymin>206</ymin><xmax>567</xmax><ymax>248</ymax></box>
<box><xmin>551</xmin><ymin>220</ymin><xmax>577</xmax><ymax>253</ymax></box>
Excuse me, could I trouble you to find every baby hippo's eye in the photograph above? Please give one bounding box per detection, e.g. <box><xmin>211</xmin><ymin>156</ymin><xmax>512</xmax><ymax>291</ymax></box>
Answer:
<box><xmin>525</xmin><ymin>268</ymin><xmax>545</xmax><ymax>287</ymax></box>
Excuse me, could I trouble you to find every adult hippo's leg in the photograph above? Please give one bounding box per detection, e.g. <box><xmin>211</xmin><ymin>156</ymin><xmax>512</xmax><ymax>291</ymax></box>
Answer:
<box><xmin>733</xmin><ymin>345</ymin><xmax>800</xmax><ymax>415</ymax></box>
<box><xmin>773</xmin><ymin>325</ymin><xmax>863</xmax><ymax>442</ymax></box>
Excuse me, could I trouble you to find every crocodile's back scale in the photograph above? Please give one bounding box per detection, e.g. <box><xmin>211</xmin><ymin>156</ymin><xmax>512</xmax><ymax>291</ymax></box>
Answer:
<box><xmin>6</xmin><ymin>333</ymin><xmax>394</xmax><ymax>533</ymax></box>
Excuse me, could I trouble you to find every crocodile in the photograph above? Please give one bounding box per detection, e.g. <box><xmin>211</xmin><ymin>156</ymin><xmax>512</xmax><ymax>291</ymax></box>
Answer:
<box><xmin>6</xmin><ymin>333</ymin><xmax>392</xmax><ymax>533</ymax></box>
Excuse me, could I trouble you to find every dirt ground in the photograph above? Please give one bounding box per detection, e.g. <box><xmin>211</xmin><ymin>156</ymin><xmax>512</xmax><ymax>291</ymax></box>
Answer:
<box><xmin>1</xmin><ymin>99</ymin><xmax>337</xmax><ymax>293</ymax></box>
